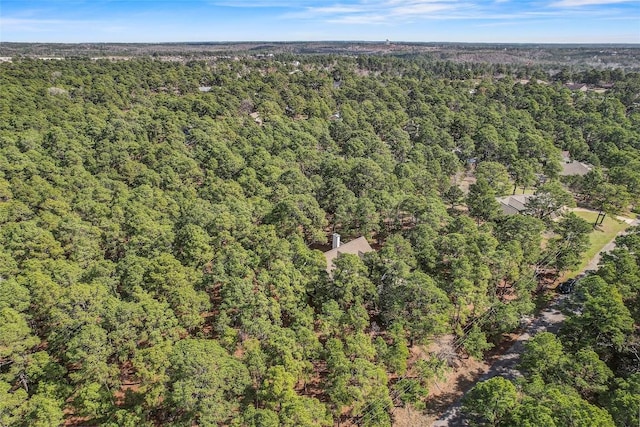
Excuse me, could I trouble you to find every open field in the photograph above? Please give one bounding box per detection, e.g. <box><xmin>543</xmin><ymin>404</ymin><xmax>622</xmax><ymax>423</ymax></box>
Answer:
<box><xmin>511</xmin><ymin>186</ymin><xmax>536</xmax><ymax>195</ymax></box>
<box><xmin>567</xmin><ymin>210</ymin><xmax>631</xmax><ymax>275</ymax></box>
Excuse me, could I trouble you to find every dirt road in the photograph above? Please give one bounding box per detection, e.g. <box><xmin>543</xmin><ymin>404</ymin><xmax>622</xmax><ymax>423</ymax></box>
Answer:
<box><xmin>433</xmin><ymin>295</ymin><xmax>568</xmax><ymax>426</ymax></box>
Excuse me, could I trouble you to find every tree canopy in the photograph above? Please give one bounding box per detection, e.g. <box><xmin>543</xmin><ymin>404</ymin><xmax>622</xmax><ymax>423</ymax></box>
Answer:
<box><xmin>0</xmin><ymin>53</ymin><xmax>638</xmax><ymax>426</ymax></box>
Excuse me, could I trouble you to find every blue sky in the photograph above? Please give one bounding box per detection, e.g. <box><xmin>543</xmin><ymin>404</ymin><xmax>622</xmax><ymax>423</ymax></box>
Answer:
<box><xmin>1</xmin><ymin>0</ymin><xmax>639</xmax><ymax>43</ymax></box>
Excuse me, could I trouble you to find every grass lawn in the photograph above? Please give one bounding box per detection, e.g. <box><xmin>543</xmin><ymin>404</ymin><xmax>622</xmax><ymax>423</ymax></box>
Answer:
<box><xmin>565</xmin><ymin>210</ymin><xmax>631</xmax><ymax>276</ymax></box>
<box><xmin>512</xmin><ymin>186</ymin><xmax>536</xmax><ymax>195</ymax></box>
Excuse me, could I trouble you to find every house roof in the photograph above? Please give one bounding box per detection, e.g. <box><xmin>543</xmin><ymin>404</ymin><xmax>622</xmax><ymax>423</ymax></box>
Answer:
<box><xmin>559</xmin><ymin>150</ymin><xmax>593</xmax><ymax>176</ymax></box>
<box><xmin>497</xmin><ymin>194</ymin><xmax>534</xmax><ymax>215</ymax></box>
<box><xmin>323</xmin><ymin>236</ymin><xmax>374</xmax><ymax>274</ymax></box>
<box><xmin>560</xmin><ymin>161</ymin><xmax>592</xmax><ymax>176</ymax></box>
<box><xmin>565</xmin><ymin>83</ymin><xmax>588</xmax><ymax>91</ymax></box>
<box><xmin>249</xmin><ymin>112</ymin><xmax>263</xmax><ymax>125</ymax></box>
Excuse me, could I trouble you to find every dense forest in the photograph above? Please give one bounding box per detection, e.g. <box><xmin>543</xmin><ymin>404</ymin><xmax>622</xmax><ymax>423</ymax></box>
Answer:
<box><xmin>0</xmin><ymin>53</ymin><xmax>639</xmax><ymax>426</ymax></box>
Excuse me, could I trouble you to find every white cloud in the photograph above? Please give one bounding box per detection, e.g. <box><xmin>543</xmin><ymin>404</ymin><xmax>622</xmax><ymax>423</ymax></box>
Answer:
<box><xmin>309</xmin><ymin>5</ymin><xmax>365</xmax><ymax>14</ymax></box>
<box><xmin>327</xmin><ymin>14</ymin><xmax>389</xmax><ymax>24</ymax></box>
<box><xmin>389</xmin><ymin>2</ymin><xmax>461</xmax><ymax>16</ymax></box>
<box><xmin>551</xmin><ymin>0</ymin><xmax>638</xmax><ymax>6</ymax></box>
<box><xmin>286</xmin><ymin>0</ymin><xmax>638</xmax><ymax>25</ymax></box>
<box><xmin>0</xmin><ymin>17</ymin><xmax>95</xmax><ymax>30</ymax></box>
<box><xmin>291</xmin><ymin>0</ymin><xmax>468</xmax><ymax>24</ymax></box>
<box><xmin>211</xmin><ymin>0</ymin><xmax>316</xmax><ymax>7</ymax></box>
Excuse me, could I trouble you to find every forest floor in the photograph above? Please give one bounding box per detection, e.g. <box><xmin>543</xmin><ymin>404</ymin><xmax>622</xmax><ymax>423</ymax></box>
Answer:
<box><xmin>394</xmin><ymin>331</ymin><xmax>522</xmax><ymax>426</ymax></box>
<box><xmin>453</xmin><ymin>172</ymin><xmax>475</xmax><ymax>195</ymax></box>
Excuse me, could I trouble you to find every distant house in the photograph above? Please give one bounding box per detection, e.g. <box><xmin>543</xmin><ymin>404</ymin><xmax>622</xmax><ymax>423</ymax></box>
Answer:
<box><xmin>323</xmin><ymin>233</ymin><xmax>374</xmax><ymax>275</ymax></box>
<box><xmin>565</xmin><ymin>82</ymin><xmax>588</xmax><ymax>92</ymax></box>
<box><xmin>559</xmin><ymin>151</ymin><xmax>592</xmax><ymax>176</ymax></box>
<box><xmin>198</xmin><ymin>86</ymin><xmax>212</xmax><ymax>92</ymax></box>
<box><xmin>249</xmin><ymin>112</ymin><xmax>263</xmax><ymax>125</ymax></box>
<box><xmin>518</xmin><ymin>79</ymin><xmax>548</xmax><ymax>85</ymax></box>
<box><xmin>497</xmin><ymin>194</ymin><xmax>534</xmax><ymax>215</ymax></box>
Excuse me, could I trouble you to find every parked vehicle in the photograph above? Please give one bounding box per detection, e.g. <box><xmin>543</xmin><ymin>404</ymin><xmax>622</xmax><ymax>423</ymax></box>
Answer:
<box><xmin>558</xmin><ymin>279</ymin><xmax>576</xmax><ymax>294</ymax></box>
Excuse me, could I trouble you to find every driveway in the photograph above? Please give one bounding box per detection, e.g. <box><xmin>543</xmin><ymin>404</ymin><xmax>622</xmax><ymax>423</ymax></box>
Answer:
<box><xmin>433</xmin><ymin>296</ymin><xmax>568</xmax><ymax>426</ymax></box>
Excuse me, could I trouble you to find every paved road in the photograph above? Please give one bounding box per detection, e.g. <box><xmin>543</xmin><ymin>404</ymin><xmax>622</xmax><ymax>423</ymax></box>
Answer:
<box><xmin>433</xmin><ymin>216</ymin><xmax>638</xmax><ymax>427</ymax></box>
<box><xmin>433</xmin><ymin>296</ymin><xmax>568</xmax><ymax>426</ymax></box>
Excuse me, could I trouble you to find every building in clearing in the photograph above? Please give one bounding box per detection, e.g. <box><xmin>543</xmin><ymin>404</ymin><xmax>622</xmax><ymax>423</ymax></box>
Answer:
<box><xmin>560</xmin><ymin>151</ymin><xmax>592</xmax><ymax>177</ymax></box>
<box><xmin>497</xmin><ymin>194</ymin><xmax>534</xmax><ymax>215</ymax></box>
<box><xmin>565</xmin><ymin>83</ymin><xmax>588</xmax><ymax>92</ymax></box>
<box><xmin>323</xmin><ymin>233</ymin><xmax>374</xmax><ymax>275</ymax></box>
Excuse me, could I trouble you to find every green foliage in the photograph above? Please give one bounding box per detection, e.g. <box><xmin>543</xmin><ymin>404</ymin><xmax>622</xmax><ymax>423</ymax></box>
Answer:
<box><xmin>467</xmin><ymin>178</ymin><xmax>501</xmax><ymax>223</ymax></box>
<box><xmin>525</xmin><ymin>181</ymin><xmax>575</xmax><ymax>220</ymax></box>
<box><xmin>475</xmin><ymin>161</ymin><xmax>511</xmax><ymax>196</ymax></box>
<box><xmin>605</xmin><ymin>373</ymin><xmax>640</xmax><ymax>427</ymax></box>
<box><xmin>520</xmin><ymin>332</ymin><xmax>613</xmax><ymax>400</ymax></box>
<box><xmin>496</xmin><ymin>226</ymin><xmax>640</xmax><ymax>427</ymax></box>
<box><xmin>19</xmin><ymin>392</ymin><xmax>65</xmax><ymax>427</ymax></box>
<box><xmin>324</xmin><ymin>338</ymin><xmax>391</xmax><ymax>425</ymax></box>
<box><xmin>541</xmin><ymin>386</ymin><xmax>615</xmax><ymax>427</ymax></box>
<box><xmin>258</xmin><ymin>365</ymin><xmax>331</xmax><ymax>426</ymax></box>
<box><xmin>414</xmin><ymin>356</ymin><xmax>449</xmax><ymax>387</ymax></box>
<box><xmin>519</xmin><ymin>332</ymin><xmax>567</xmax><ymax>382</ymax></box>
<box><xmin>443</xmin><ymin>185</ymin><xmax>465</xmax><ymax>209</ymax></box>
<box><xmin>71</xmin><ymin>382</ymin><xmax>113</xmax><ymax>420</ymax></box>
<box><xmin>598</xmin><ymin>226</ymin><xmax>640</xmax><ymax>307</ymax></box>
<box><xmin>329</xmin><ymin>253</ymin><xmax>377</xmax><ymax>310</ymax></box>
<box><xmin>394</xmin><ymin>378</ymin><xmax>428</xmax><ymax>410</ymax></box>
<box><xmin>174</xmin><ymin>223</ymin><xmax>214</xmax><ymax>267</ymax></box>
<box><xmin>462</xmin><ymin>325</ymin><xmax>494</xmax><ymax>360</ymax></box>
<box><xmin>168</xmin><ymin>339</ymin><xmax>250</xmax><ymax>425</ymax></box>
<box><xmin>545</xmin><ymin>212</ymin><xmax>592</xmax><ymax>273</ymax></box>
<box><xmin>0</xmin><ymin>307</ymin><xmax>39</xmax><ymax>363</ymax></box>
<box><xmin>1</xmin><ymin>55</ymin><xmax>638</xmax><ymax>426</ymax></box>
<box><xmin>510</xmin><ymin>159</ymin><xmax>537</xmax><ymax>194</ymax></box>
<box><xmin>561</xmin><ymin>275</ymin><xmax>634</xmax><ymax>358</ymax></box>
<box><xmin>494</xmin><ymin>215</ymin><xmax>545</xmax><ymax>264</ymax></box>
<box><xmin>463</xmin><ymin>375</ymin><xmax>617</xmax><ymax>427</ymax></box>
<box><xmin>379</xmin><ymin>270</ymin><xmax>452</xmax><ymax>344</ymax></box>
<box><xmin>462</xmin><ymin>377</ymin><xmax>518</xmax><ymax>426</ymax></box>
<box><xmin>508</xmin><ymin>397</ymin><xmax>557</xmax><ymax>427</ymax></box>
<box><xmin>378</xmin><ymin>323</ymin><xmax>410</xmax><ymax>375</ymax></box>
<box><xmin>0</xmin><ymin>380</ymin><xmax>28</xmax><ymax>426</ymax></box>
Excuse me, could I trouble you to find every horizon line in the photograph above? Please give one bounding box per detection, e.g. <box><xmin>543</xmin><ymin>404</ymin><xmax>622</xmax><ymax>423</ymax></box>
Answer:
<box><xmin>2</xmin><ymin>40</ymin><xmax>639</xmax><ymax>46</ymax></box>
